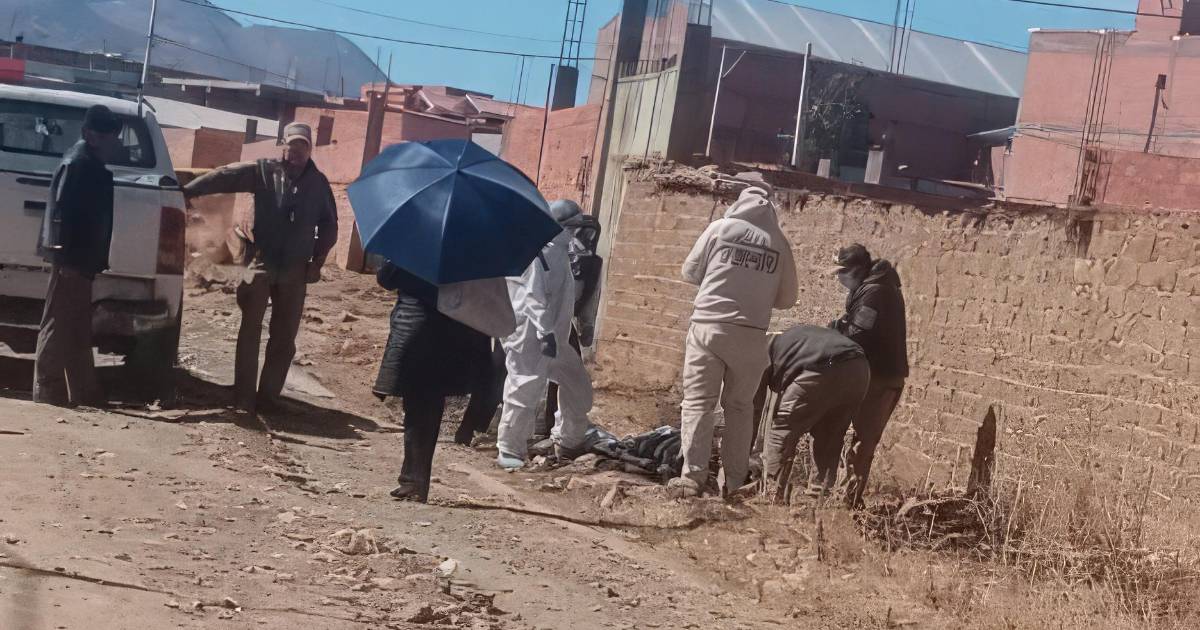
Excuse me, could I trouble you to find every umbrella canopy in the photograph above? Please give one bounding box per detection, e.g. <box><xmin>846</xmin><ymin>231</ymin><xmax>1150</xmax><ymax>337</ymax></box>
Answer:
<box><xmin>348</xmin><ymin>140</ymin><xmax>561</xmax><ymax>285</ymax></box>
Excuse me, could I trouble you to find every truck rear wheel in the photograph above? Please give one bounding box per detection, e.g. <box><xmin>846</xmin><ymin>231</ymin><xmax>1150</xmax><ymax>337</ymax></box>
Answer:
<box><xmin>126</xmin><ymin>314</ymin><xmax>181</xmax><ymax>408</ymax></box>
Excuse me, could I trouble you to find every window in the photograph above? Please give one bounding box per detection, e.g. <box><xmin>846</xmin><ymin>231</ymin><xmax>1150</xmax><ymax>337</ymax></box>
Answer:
<box><xmin>0</xmin><ymin>98</ymin><xmax>155</xmax><ymax>168</ymax></box>
<box><xmin>1181</xmin><ymin>0</ymin><xmax>1200</xmax><ymax>36</ymax></box>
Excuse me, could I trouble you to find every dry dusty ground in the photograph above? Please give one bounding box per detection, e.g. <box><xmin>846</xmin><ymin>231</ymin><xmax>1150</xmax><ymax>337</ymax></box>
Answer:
<box><xmin>1</xmin><ymin>267</ymin><xmax>1191</xmax><ymax>629</ymax></box>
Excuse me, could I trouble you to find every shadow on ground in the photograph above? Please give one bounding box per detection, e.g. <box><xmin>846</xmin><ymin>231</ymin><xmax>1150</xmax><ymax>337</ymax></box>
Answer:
<box><xmin>0</xmin><ymin>356</ymin><xmax>381</xmax><ymax>440</ymax></box>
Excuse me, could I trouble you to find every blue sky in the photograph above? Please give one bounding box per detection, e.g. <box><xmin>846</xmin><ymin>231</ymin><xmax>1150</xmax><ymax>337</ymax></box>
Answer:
<box><xmin>222</xmin><ymin>0</ymin><xmax>1139</xmax><ymax>104</ymax></box>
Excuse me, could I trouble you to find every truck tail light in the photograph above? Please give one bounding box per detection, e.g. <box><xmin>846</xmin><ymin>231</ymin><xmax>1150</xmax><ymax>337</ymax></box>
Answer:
<box><xmin>157</xmin><ymin>206</ymin><xmax>187</xmax><ymax>275</ymax></box>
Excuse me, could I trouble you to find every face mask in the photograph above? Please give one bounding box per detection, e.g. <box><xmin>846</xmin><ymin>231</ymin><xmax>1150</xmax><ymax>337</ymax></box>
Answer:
<box><xmin>838</xmin><ymin>270</ymin><xmax>860</xmax><ymax>290</ymax></box>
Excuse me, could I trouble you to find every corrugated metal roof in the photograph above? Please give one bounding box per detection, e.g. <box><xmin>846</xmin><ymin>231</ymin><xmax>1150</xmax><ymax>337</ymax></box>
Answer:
<box><xmin>711</xmin><ymin>0</ymin><xmax>1027</xmax><ymax>98</ymax></box>
<box><xmin>0</xmin><ymin>0</ymin><xmax>383</xmax><ymax>98</ymax></box>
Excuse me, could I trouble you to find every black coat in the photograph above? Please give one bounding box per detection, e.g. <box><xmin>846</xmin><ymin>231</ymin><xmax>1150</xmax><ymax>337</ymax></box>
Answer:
<box><xmin>39</xmin><ymin>140</ymin><xmax>113</xmax><ymax>278</ymax></box>
<box><xmin>834</xmin><ymin>260</ymin><xmax>909</xmax><ymax>379</ymax></box>
<box><xmin>765</xmin><ymin>325</ymin><xmax>865</xmax><ymax>393</ymax></box>
<box><xmin>372</xmin><ymin>263</ymin><xmax>490</xmax><ymax>398</ymax></box>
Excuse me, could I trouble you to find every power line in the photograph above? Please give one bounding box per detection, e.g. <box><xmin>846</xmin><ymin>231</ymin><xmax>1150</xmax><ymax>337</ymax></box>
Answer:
<box><xmin>758</xmin><ymin>0</ymin><xmax>1028</xmax><ymax>54</ymax></box>
<box><xmin>176</xmin><ymin>0</ymin><xmax>600</xmax><ymax>60</ymax></box>
<box><xmin>302</xmin><ymin>0</ymin><xmax>599</xmax><ymax>46</ymax></box>
<box><xmin>1007</xmin><ymin>0</ymin><xmax>1180</xmax><ymax>18</ymax></box>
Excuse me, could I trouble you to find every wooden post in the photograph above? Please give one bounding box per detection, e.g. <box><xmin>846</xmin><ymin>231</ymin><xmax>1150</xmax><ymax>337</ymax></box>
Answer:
<box><xmin>967</xmin><ymin>405</ymin><xmax>998</xmax><ymax>496</ymax></box>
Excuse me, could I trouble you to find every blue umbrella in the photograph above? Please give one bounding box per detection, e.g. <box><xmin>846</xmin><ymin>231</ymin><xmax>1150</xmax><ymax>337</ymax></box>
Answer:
<box><xmin>347</xmin><ymin>140</ymin><xmax>562</xmax><ymax>285</ymax></box>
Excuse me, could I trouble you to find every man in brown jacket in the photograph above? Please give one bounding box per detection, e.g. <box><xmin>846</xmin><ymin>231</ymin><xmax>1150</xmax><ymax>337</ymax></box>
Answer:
<box><xmin>184</xmin><ymin>123</ymin><xmax>338</xmax><ymax>413</ymax></box>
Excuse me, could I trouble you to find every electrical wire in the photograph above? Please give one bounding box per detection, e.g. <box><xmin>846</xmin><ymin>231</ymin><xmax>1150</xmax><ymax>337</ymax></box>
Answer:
<box><xmin>1007</xmin><ymin>0</ymin><xmax>1181</xmax><ymax>18</ymax></box>
<box><xmin>175</xmin><ymin>0</ymin><xmax>600</xmax><ymax>60</ymax></box>
<box><xmin>301</xmin><ymin>0</ymin><xmax>599</xmax><ymax>46</ymax></box>
<box><xmin>757</xmin><ymin>0</ymin><xmax>1027</xmax><ymax>54</ymax></box>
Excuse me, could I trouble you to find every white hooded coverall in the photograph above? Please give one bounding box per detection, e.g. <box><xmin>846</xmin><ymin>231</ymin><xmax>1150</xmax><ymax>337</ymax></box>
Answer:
<box><xmin>497</xmin><ymin>229</ymin><xmax>593</xmax><ymax>459</ymax></box>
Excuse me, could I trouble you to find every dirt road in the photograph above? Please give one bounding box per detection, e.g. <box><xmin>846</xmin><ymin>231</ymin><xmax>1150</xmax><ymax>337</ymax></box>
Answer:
<box><xmin>1</xmin><ymin>268</ymin><xmax>1160</xmax><ymax>630</ymax></box>
<box><xmin>0</xmin><ymin>269</ymin><xmax>788</xmax><ymax>630</ymax></box>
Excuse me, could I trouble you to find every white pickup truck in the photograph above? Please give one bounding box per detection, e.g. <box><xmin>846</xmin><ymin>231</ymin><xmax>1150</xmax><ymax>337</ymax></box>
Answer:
<box><xmin>0</xmin><ymin>85</ymin><xmax>186</xmax><ymax>400</ymax></box>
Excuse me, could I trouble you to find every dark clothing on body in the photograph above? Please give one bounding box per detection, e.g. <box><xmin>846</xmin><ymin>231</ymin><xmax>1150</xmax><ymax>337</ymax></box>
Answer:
<box><xmin>184</xmin><ymin>159</ymin><xmax>338</xmax><ymax>410</ymax></box>
<box><xmin>766</xmin><ymin>357</ymin><xmax>869</xmax><ymax>493</ymax></box>
<box><xmin>766</xmin><ymin>325</ymin><xmax>865</xmax><ymax>394</ymax></box>
<box><xmin>845</xmin><ymin>374</ymin><xmax>905</xmax><ymax>507</ymax></box>
<box><xmin>372</xmin><ymin>263</ymin><xmax>490</xmax><ymax>399</ymax></box>
<box><xmin>38</xmin><ymin>140</ymin><xmax>113</xmax><ymax>278</ymax></box>
<box><xmin>755</xmin><ymin>326</ymin><xmax>869</xmax><ymax>498</ymax></box>
<box><xmin>832</xmin><ymin>259</ymin><xmax>909</xmax><ymax>507</ymax></box>
<box><xmin>33</xmin><ymin>266</ymin><xmax>101</xmax><ymax>406</ymax></box>
<box><xmin>833</xmin><ymin>260</ymin><xmax>908</xmax><ymax>379</ymax></box>
<box><xmin>234</xmin><ymin>265</ymin><xmax>308</xmax><ymax>409</ymax></box>
<box><xmin>183</xmin><ymin>159</ymin><xmax>338</xmax><ymax>271</ymax></box>
<box><xmin>457</xmin><ymin>341</ymin><xmax>507</xmax><ymax>443</ymax></box>
<box><xmin>34</xmin><ymin>141</ymin><xmax>114</xmax><ymax>407</ymax></box>
<box><xmin>373</xmin><ymin>262</ymin><xmax>491</xmax><ymax>501</ymax></box>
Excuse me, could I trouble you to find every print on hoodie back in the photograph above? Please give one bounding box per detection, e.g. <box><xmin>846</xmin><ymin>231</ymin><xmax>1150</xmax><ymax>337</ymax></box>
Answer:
<box><xmin>682</xmin><ymin>186</ymin><xmax>799</xmax><ymax>330</ymax></box>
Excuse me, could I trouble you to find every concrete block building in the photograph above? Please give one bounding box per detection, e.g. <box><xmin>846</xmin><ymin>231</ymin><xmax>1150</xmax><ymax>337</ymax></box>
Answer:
<box><xmin>1003</xmin><ymin>0</ymin><xmax>1200</xmax><ymax>210</ymax></box>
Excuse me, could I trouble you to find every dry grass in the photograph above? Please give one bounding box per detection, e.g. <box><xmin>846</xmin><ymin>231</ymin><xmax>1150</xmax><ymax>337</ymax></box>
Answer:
<box><xmin>855</xmin><ymin>473</ymin><xmax>1200</xmax><ymax>627</ymax></box>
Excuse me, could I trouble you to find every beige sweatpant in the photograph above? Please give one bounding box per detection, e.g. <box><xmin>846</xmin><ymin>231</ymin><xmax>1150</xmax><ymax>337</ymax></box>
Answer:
<box><xmin>679</xmin><ymin>322</ymin><xmax>769</xmax><ymax>492</ymax></box>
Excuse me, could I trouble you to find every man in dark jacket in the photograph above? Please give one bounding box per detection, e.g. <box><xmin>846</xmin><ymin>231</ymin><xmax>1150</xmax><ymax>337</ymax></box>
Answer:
<box><xmin>753</xmin><ymin>325</ymin><xmax>870</xmax><ymax>501</ymax></box>
<box><xmin>831</xmin><ymin>244</ymin><xmax>909</xmax><ymax>508</ymax></box>
<box><xmin>33</xmin><ymin>104</ymin><xmax>122</xmax><ymax>407</ymax></box>
<box><xmin>184</xmin><ymin>123</ymin><xmax>338</xmax><ymax>413</ymax></box>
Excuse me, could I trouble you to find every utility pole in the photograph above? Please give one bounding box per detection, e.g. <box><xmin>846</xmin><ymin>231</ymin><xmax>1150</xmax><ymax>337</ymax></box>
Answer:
<box><xmin>705</xmin><ymin>44</ymin><xmax>728</xmax><ymax>158</ymax></box>
<box><xmin>536</xmin><ymin>64</ymin><xmax>557</xmax><ymax>187</ymax></box>
<box><xmin>889</xmin><ymin>0</ymin><xmax>903</xmax><ymax>72</ymax></box>
<box><xmin>137</xmin><ymin>0</ymin><xmax>159</xmax><ymax>116</ymax></box>
<box><xmin>1145</xmin><ymin>73</ymin><xmax>1167</xmax><ymax>153</ymax></box>
<box><xmin>790</xmin><ymin>42</ymin><xmax>813</xmax><ymax>169</ymax></box>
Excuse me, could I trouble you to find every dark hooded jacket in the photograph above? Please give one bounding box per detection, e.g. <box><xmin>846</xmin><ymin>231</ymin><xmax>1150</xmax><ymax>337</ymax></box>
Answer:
<box><xmin>39</xmin><ymin>140</ymin><xmax>114</xmax><ymax>278</ymax></box>
<box><xmin>834</xmin><ymin>260</ymin><xmax>909</xmax><ymax>379</ymax></box>
<box><xmin>372</xmin><ymin>262</ymin><xmax>490</xmax><ymax>398</ymax></box>
<box><xmin>765</xmin><ymin>325</ymin><xmax>865</xmax><ymax>393</ymax></box>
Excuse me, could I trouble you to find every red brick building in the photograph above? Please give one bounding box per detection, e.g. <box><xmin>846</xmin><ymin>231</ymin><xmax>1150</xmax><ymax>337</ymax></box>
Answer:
<box><xmin>1004</xmin><ymin>0</ymin><xmax>1200</xmax><ymax>210</ymax></box>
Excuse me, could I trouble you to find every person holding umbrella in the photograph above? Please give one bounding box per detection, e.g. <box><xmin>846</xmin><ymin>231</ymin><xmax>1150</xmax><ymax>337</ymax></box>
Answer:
<box><xmin>348</xmin><ymin>139</ymin><xmax>560</xmax><ymax>502</ymax></box>
<box><xmin>372</xmin><ymin>261</ymin><xmax>494</xmax><ymax>501</ymax></box>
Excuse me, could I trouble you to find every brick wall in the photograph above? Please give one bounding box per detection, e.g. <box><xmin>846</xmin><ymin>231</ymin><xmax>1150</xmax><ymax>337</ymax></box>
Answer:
<box><xmin>1096</xmin><ymin>149</ymin><xmax>1200</xmax><ymax>212</ymax></box>
<box><xmin>501</xmin><ymin>103</ymin><xmax>602</xmax><ymax>205</ymax></box>
<box><xmin>165</xmin><ymin>127</ymin><xmax>244</xmax><ymax>262</ymax></box>
<box><xmin>597</xmin><ymin>172</ymin><xmax>1200</xmax><ymax>506</ymax></box>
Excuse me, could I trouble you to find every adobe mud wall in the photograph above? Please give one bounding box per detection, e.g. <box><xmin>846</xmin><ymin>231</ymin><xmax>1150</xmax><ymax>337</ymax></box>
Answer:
<box><xmin>596</xmin><ymin>172</ymin><xmax>1200</xmax><ymax>502</ymax></box>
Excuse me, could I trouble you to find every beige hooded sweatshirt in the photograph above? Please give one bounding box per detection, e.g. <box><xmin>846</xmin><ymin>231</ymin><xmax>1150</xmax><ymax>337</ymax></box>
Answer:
<box><xmin>681</xmin><ymin>186</ymin><xmax>799</xmax><ymax>330</ymax></box>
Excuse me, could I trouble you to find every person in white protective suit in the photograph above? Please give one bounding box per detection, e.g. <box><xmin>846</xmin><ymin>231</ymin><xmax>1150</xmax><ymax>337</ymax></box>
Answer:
<box><xmin>496</xmin><ymin>200</ymin><xmax>595</xmax><ymax>468</ymax></box>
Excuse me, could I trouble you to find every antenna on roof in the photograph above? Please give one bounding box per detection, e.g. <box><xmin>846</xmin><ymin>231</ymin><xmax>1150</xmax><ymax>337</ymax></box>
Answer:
<box><xmin>137</xmin><ymin>0</ymin><xmax>159</xmax><ymax>117</ymax></box>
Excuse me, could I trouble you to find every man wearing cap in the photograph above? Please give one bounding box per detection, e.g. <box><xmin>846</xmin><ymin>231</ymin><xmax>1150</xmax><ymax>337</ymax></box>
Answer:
<box><xmin>33</xmin><ymin>105</ymin><xmax>123</xmax><ymax>407</ymax></box>
<box><xmin>184</xmin><ymin>123</ymin><xmax>338</xmax><ymax>414</ymax></box>
<box><xmin>670</xmin><ymin>185</ymin><xmax>798</xmax><ymax>498</ymax></box>
<box><xmin>830</xmin><ymin>243</ymin><xmax>909</xmax><ymax>508</ymax></box>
